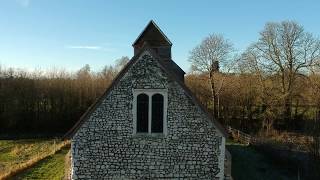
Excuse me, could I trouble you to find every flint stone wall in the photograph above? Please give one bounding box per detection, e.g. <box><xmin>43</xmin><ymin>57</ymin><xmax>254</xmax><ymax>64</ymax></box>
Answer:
<box><xmin>71</xmin><ymin>51</ymin><xmax>225</xmax><ymax>179</ymax></box>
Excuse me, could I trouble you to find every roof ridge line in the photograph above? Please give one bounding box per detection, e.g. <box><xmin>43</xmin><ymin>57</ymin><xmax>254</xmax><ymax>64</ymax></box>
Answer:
<box><xmin>132</xmin><ymin>20</ymin><xmax>172</xmax><ymax>46</ymax></box>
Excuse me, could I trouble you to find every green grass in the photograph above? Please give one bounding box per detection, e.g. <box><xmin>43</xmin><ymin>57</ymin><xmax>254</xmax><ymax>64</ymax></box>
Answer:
<box><xmin>1</xmin><ymin>139</ymin><xmax>299</xmax><ymax>179</ymax></box>
<box><xmin>227</xmin><ymin>141</ymin><xmax>296</xmax><ymax>180</ymax></box>
<box><xmin>0</xmin><ymin>139</ymin><xmax>62</xmax><ymax>176</ymax></box>
<box><xmin>11</xmin><ymin>147</ymin><xmax>69</xmax><ymax>180</ymax></box>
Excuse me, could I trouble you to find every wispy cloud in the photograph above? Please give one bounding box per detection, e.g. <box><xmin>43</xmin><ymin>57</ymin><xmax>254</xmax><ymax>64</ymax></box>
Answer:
<box><xmin>16</xmin><ymin>0</ymin><xmax>30</xmax><ymax>7</ymax></box>
<box><xmin>65</xmin><ymin>45</ymin><xmax>103</xmax><ymax>50</ymax></box>
<box><xmin>65</xmin><ymin>45</ymin><xmax>116</xmax><ymax>52</ymax></box>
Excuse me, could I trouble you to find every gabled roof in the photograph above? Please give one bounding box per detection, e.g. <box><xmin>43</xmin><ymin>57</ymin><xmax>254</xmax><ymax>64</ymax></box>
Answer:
<box><xmin>132</xmin><ymin>20</ymin><xmax>172</xmax><ymax>47</ymax></box>
<box><xmin>63</xmin><ymin>44</ymin><xmax>228</xmax><ymax>139</ymax></box>
<box><xmin>163</xmin><ymin>58</ymin><xmax>185</xmax><ymax>75</ymax></box>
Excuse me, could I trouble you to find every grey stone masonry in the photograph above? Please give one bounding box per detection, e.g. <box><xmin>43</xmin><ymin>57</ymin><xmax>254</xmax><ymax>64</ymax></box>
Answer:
<box><xmin>71</xmin><ymin>51</ymin><xmax>225</xmax><ymax>179</ymax></box>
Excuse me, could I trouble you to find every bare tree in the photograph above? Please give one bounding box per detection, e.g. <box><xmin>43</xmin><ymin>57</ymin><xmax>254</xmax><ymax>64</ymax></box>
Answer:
<box><xmin>247</xmin><ymin>21</ymin><xmax>320</xmax><ymax>124</ymax></box>
<box><xmin>115</xmin><ymin>56</ymin><xmax>129</xmax><ymax>71</ymax></box>
<box><xmin>188</xmin><ymin>34</ymin><xmax>233</xmax><ymax>119</ymax></box>
<box><xmin>239</xmin><ymin>50</ymin><xmax>279</xmax><ymax>134</ymax></box>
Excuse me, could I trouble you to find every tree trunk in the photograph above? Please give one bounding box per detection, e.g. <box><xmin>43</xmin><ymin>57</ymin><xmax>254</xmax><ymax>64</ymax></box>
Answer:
<box><xmin>209</xmin><ymin>70</ymin><xmax>218</xmax><ymax>119</ymax></box>
<box><xmin>284</xmin><ymin>96</ymin><xmax>292</xmax><ymax>129</ymax></box>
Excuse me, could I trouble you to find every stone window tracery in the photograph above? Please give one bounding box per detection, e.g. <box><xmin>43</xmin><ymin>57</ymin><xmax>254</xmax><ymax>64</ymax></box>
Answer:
<box><xmin>133</xmin><ymin>89</ymin><xmax>168</xmax><ymax>135</ymax></box>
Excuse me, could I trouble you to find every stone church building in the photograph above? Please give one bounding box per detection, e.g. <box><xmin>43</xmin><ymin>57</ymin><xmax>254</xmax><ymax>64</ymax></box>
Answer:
<box><xmin>65</xmin><ymin>20</ymin><xmax>227</xmax><ymax>179</ymax></box>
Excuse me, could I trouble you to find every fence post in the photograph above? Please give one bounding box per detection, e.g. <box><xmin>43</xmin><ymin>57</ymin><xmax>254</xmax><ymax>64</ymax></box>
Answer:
<box><xmin>227</xmin><ymin>126</ymin><xmax>255</xmax><ymax>145</ymax></box>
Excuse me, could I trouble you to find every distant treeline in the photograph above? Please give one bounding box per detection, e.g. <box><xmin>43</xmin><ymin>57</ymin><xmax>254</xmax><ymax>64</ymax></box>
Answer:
<box><xmin>0</xmin><ymin>57</ymin><xmax>129</xmax><ymax>135</ymax></box>
<box><xmin>1</xmin><ymin>62</ymin><xmax>319</xmax><ymax>136</ymax></box>
<box><xmin>186</xmin><ymin>73</ymin><xmax>320</xmax><ymax>134</ymax></box>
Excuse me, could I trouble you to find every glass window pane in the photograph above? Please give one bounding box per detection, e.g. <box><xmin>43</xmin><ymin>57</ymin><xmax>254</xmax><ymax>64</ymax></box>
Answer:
<box><xmin>152</xmin><ymin>94</ymin><xmax>164</xmax><ymax>133</ymax></box>
<box><xmin>137</xmin><ymin>94</ymin><xmax>148</xmax><ymax>133</ymax></box>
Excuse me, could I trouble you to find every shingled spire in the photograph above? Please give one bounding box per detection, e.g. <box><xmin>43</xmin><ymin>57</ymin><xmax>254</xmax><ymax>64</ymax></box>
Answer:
<box><xmin>133</xmin><ymin>20</ymin><xmax>172</xmax><ymax>60</ymax></box>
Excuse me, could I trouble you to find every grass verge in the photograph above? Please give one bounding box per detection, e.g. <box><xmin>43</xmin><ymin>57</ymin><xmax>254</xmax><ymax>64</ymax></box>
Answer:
<box><xmin>0</xmin><ymin>139</ymin><xmax>69</xmax><ymax>179</ymax></box>
<box><xmin>10</xmin><ymin>147</ymin><xmax>69</xmax><ymax>180</ymax></box>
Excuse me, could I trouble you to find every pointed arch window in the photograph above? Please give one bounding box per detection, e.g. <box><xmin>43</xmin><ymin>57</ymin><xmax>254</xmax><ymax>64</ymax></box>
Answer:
<box><xmin>133</xmin><ymin>89</ymin><xmax>167</xmax><ymax>136</ymax></box>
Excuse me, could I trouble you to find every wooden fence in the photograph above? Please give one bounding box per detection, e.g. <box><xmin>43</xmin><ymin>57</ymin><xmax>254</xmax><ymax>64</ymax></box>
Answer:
<box><xmin>227</xmin><ymin>125</ymin><xmax>318</xmax><ymax>152</ymax></box>
<box><xmin>227</xmin><ymin>126</ymin><xmax>256</xmax><ymax>145</ymax></box>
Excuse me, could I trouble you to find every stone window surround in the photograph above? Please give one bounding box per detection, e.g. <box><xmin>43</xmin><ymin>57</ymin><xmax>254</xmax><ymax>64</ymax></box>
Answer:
<box><xmin>132</xmin><ymin>89</ymin><xmax>168</xmax><ymax>136</ymax></box>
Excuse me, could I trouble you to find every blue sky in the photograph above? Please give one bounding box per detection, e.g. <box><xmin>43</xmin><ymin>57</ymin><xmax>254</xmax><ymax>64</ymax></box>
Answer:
<box><xmin>1</xmin><ymin>0</ymin><xmax>320</xmax><ymax>72</ymax></box>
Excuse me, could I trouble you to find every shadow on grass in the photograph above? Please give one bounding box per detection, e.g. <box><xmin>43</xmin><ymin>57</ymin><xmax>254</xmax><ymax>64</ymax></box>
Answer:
<box><xmin>227</xmin><ymin>143</ymin><xmax>296</xmax><ymax>180</ymax></box>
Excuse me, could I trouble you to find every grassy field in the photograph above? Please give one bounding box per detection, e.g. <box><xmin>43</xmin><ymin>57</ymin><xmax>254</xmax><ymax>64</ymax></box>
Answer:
<box><xmin>227</xmin><ymin>141</ymin><xmax>296</xmax><ymax>180</ymax></box>
<box><xmin>1</xmin><ymin>139</ymin><xmax>298</xmax><ymax>180</ymax></box>
<box><xmin>11</xmin><ymin>147</ymin><xmax>69</xmax><ymax>180</ymax></box>
<box><xmin>0</xmin><ymin>139</ymin><xmax>60</xmax><ymax>174</ymax></box>
<box><xmin>0</xmin><ymin>139</ymin><xmax>68</xmax><ymax>179</ymax></box>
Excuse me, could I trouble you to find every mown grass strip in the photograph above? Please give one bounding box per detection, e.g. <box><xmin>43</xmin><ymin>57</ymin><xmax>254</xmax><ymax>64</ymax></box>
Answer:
<box><xmin>11</xmin><ymin>147</ymin><xmax>69</xmax><ymax>180</ymax></box>
<box><xmin>0</xmin><ymin>140</ymin><xmax>70</xmax><ymax>180</ymax></box>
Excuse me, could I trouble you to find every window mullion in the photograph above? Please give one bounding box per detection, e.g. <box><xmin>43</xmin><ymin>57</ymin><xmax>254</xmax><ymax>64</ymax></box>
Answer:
<box><xmin>133</xmin><ymin>94</ymin><xmax>137</xmax><ymax>134</ymax></box>
<box><xmin>163</xmin><ymin>93</ymin><xmax>167</xmax><ymax>136</ymax></box>
<box><xmin>148</xmin><ymin>93</ymin><xmax>152</xmax><ymax>134</ymax></box>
